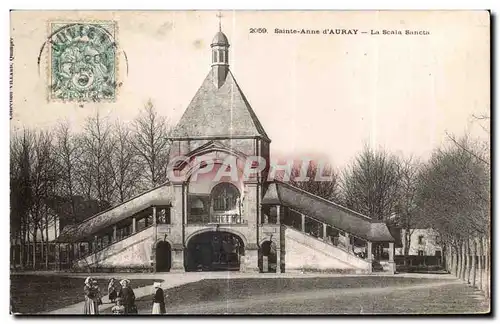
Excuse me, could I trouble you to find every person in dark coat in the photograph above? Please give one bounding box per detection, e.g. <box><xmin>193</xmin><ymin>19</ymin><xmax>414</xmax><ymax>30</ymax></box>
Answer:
<box><xmin>118</xmin><ymin>279</ymin><xmax>136</xmax><ymax>314</ymax></box>
<box><xmin>151</xmin><ymin>282</ymin><xmax>166</xmax><ymax>314</ymax></box>
<box><xmin>108</xmin><ymin>278</ymin><xmax>118</xmax><ymax>303</ymax></box>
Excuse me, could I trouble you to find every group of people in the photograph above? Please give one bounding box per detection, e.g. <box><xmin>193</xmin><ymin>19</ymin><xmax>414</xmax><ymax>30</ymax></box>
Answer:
<box><xmin>83</xmin><ymin>276</ymin><xmax>166</xmax><ymax>315</ymax></box>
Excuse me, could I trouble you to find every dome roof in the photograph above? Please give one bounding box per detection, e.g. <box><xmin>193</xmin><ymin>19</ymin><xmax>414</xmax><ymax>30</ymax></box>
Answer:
<box><xmin>211</xmin><ymin>31</ymin><xmax>229</xmax><ymax>46</ymax></box>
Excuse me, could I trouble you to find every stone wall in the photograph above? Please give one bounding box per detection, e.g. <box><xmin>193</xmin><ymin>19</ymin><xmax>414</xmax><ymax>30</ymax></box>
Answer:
<box><xmin>76</xmin><ymin>226</ymin><xmax>155</xmax><ymax>270</ymax></box>
<box><xmin>284</xmin><ymin>227</ymin><xmax>371</xmax><ymax>272</ymax></box>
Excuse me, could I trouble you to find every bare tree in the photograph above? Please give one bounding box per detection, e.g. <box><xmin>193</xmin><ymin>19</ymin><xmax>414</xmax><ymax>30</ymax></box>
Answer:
<box><xmin>110</xmin><ymin>122</ymin><xmax>142</xmax><ymax>202</ymax></box>
<box><xmin>77</xmin><ymin>112</ymin><xmax>116</xmax><ymax>209</ymax></box>
<box><xmin>289</xmin><ymin>160</ymin><xmax>340</xmax><ymax>202</ymax></box>
<box><xmin>53</xmin><ymin>121</ymin><xmax>82</xmax><ymax>223</ymax></box>
<box><xmin>132</xmin><ymin>100</ymin><xmax>172</xmax><ymax>189</ymax></box>
<box><xmin>10</xmin><ymin>129</ymin><xmax>34</xmax><ymax>269</ymax></box>
<box><xmin>391</xmin><ymin>156</ymin><xmax>421</xmax><ymax>265</ymax></box>
<box><xmin>23</xmin><ymin>130</ymin><xmax>58</xmax><ymax>269</ymax></box>
<box><xmin>417</xmin><ymin>135</ymin><xmax>489</xmax><ymax>279</ymax></box>
<box><xmin>341</xmin><ymin>145</ymin><xmax>401</xmax><ymax>221</ymax></box>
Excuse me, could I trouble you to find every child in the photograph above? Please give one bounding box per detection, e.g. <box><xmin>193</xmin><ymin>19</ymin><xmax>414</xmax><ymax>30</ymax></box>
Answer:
<box><xmin>111</xmin><ymin>298</ymin><xmax>125</xmax><ymax>315</ymax></box>
<box><xmin>92</xmin><ymin>279</ymin><xmax>102</xmax><ymax>306</ymax></box>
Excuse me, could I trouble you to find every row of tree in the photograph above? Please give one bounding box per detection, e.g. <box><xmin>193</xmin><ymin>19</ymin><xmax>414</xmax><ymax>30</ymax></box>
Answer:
<box><xmin>10</xmin><ymin>101</ymin><xmax>172</xmax><ymax>269</ymax></box>
<box><xmin>291</xmin><ymin>115</ymin><xmax>490</xmax><ymax>297</ymax></box>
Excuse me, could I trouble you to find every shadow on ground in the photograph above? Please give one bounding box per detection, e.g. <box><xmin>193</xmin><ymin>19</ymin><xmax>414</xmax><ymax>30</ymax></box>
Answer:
<box><xmin>10</xmin><ymin>275</ymin><xmax>164</xmax><ymax>314</ymax></box>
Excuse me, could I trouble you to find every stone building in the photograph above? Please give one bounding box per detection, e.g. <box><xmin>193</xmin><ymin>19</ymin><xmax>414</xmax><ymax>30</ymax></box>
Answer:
<box><xmin>396</xmin><ymin>228</ymin><xmax>443</xmax><ymax>257</ymax></box>
<box><xmin>55</xmin><ymin>29</ymin><xmax>396</xmax><ymax>274</ymax></box>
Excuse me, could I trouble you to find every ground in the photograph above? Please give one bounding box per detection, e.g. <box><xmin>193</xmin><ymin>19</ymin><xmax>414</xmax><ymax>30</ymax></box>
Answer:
<box><xmin>102</xmin><ymin>276</ymin><xmax>489</xmax><ymax>315</ymax></box>
<box><xmin>10</xmin><ymin>273</ymin><xmax>489</xmax><ymax>315</ymax></box>
<box><xmin>10</xmin><ymin>275</ymin><xmax>163</xmax><ymax>314</ymax></box>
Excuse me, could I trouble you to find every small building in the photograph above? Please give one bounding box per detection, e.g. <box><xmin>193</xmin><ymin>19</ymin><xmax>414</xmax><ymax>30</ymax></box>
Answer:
<box><xmin>396</xmin><ymin>228</ymin><xmax>443</xmax><ymax>257</ymax></box>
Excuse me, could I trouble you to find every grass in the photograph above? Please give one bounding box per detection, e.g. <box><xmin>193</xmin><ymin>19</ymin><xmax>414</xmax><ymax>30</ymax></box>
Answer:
<box><xmin>10</xmin><ymin>275</ymin><xmax>163</xmax><ymax>314</ymax></box>
<box><xmin>108</xmin><ymin>276</ymin><xmax>488</xmax><ymax>315</ymax></box>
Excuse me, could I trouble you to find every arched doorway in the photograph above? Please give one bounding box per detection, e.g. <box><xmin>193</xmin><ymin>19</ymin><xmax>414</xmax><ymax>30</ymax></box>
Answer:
<box><xmin>156</xmin><ymin>241</ymin><xmax>171</xmax><ymax>272</ymax></box>
<box><xmin>259</xmin><ymin>241</ymin><xmax>277</xmax><ymax>273</ymax></box>
<box><xmin>186</xmin><ymin>231</ymin><xmax>244</xmax><ymax>271</ymax></box>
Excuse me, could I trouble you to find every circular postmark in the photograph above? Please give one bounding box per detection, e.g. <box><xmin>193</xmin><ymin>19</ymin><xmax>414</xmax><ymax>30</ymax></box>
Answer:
<box><xmin>48</xmin><ymin>22</ymin><xmax>117</xmax><ymax>102</ymax></box>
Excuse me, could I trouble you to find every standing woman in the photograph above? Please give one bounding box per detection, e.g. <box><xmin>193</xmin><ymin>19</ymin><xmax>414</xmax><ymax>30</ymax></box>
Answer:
<box><xmin>151</xmin><ymin>282</ymin><xmax>166</xmax><ymax>314</ymax></box>
<box><xmin>118</xmin><ymin>279</ymin><xmax>136</xmax><ymax>314</ymax></box>
<box><xmin>108</xmin><ymin>278</ymin><xmax>118</xmax><ymax>303</ymax></box>
<box><xmin>83</xmin><ymin>277</ymin><xmax>100</xmax><ymax>315</ymax></box>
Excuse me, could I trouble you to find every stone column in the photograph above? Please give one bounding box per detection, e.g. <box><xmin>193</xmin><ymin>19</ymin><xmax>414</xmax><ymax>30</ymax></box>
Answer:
<box><xmin>132</xmin><ymin>217</ymin><xmax>137</xmax><ymax>234</ymax></box>
<box><xmin>276</xmin><ymin>247</ymin><xmax>282</xmax><ymax>273</ymax></box>
<box><xmin>301</xmin><ymin>214</ymin><xmax>306</xmax><ymax>232</ymax></box>
<box><xmin>153</xmin><ymin>206</ymin><xmax>157</xmax><ymax>260</ymax></box>
<box><xmin>345</xmin><ymin>233</ymin><xmax>350</xmax><ymax>252</ymax></box>
<box><xmin>388</xmin><ymin>242</ymin><xmax>395</xmax><ymax>274</ymax></box>
<box><xmin>171</xmin><ymin>245</ymin><xmax>185</xmax><ymax>272</ymax></box>
<box><xmin>323</xmin><ymin>223</ymin><xmax>327</xmax><ymax>240</ymax></box>
<box><xmin>183</xmin><ymin>185</ymin><xmax>188</xmax><ymax>225</ymax></box>
<box><xmin>367</xmin><ymin>241</ymin><xmax>373</xmax><ymax>262</ymax></box>
<box><xmin>276</xmin><ymin>205</ymin><xmax>281</xmax><ymax>224</ymax></box>
<box><xmin>244</xmin><ymin>245</ymin><xmax>260</xmax><ymax>272</ymax></box>
<box><xmin>113</xmin><ymin>225</ymin><xmax>117</xmax><ymax>242</ymax></box>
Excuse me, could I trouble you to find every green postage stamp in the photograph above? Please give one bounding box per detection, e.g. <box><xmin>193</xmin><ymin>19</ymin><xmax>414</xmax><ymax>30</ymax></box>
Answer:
<box><xmin>49</xmin><ymin>22</ymin><xmax>117</xmax><ymax>102</ymax></box>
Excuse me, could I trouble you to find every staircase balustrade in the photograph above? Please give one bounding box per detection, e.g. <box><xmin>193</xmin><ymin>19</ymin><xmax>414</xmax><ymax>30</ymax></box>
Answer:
<box><xmin>75</xmin><ymin>223</ymin><xmax>155</xmax><ymax>262</ymax></box>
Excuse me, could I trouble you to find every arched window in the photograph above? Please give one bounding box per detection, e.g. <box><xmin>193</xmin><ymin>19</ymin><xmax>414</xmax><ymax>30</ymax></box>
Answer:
<box><xmin>218</xmin><ymin>50</ymin><xmax>224</xmax><ymax>63</ymax></box>
<box><xmin>190</xmin><ymin>198</ymin><xmax>205</xmax><ymax>215</ymax></box>
<box><xmin>211</xmin><ymin>183</ymin><xmax>240</xmax><ymax>212</ymax></box>
<box><xmin>212</xmin><ymin>50</ymin><xmax>217</xmax><ymax>63</ymax></box>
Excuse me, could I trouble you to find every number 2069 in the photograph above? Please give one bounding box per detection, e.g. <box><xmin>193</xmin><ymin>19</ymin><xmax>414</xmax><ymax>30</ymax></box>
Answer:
<box><xmin>249</xmin><ymin>28</ymin><xmax>267</xmax><ymax>33</ymax></box>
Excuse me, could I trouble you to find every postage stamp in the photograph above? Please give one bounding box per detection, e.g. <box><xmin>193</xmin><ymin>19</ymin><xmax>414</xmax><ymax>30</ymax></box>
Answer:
<box><xmin>48</xmin><ymin>21</ymin><xmax>117</xmax><ymax>102</ymax></box>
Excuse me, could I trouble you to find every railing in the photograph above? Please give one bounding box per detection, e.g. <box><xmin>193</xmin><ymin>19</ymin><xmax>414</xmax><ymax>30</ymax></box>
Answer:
<box><xmin>209</xmin><ymin>213</ymin><xmax>245</xmax><ymax>225</ymax></box>
<box><xmin>188</xmin><ymin>213</ymin><xmax>245</xmax><ymax>225</ymax></box>
<box><xmin>285</xmin><ymin>225</ymin><xmax>370</xmax><ymax>262</ymax></box>
<box><xmin>75</xmin><ymin>224</ymin><xmax>155</xmax><ymax>262</ymax></box>
<box><xmin>285</xmin><ymin>208</ymin><xmax>371</xmax><ymax>261</ymax></box>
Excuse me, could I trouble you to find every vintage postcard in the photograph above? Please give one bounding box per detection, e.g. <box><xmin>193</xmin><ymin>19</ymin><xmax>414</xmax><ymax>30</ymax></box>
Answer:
<box><xmin>9</xmin><ymin>10</ymin><xmax>490</xmax><ymax>315</ymax></box>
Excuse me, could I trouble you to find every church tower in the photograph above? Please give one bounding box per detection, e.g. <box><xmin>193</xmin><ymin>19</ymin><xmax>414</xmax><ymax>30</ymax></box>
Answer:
<box><xmin>211</xmin><ymin>27</ymin><xmax>230</xmax><ymax>88</ymax></box>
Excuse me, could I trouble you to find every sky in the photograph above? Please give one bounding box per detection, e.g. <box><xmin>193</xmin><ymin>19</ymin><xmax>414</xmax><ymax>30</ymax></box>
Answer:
<box><xmin>10</xmin><ymin>10</ymin><xmax>490</xmax><ymax>169</ymax></box>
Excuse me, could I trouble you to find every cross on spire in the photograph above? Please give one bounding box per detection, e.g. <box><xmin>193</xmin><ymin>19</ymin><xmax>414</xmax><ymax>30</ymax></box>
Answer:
<box><xmin>216</xmin><ymin>11</ymin><xmax>223</xmax><ymax>31</ymax></box>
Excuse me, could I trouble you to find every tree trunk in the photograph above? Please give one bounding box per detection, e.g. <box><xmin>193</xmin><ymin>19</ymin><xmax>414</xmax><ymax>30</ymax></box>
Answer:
<box><xmin>443</xmin><ymin>244</ymin><xmax>450</xmax><ymax>272</ymax></box>
<box><xmin>26</xmin><ymin>225</ymin><xmax>31</xmax><ymax>269</ymax></box>
<box><xmin>19</xmin><ymin>224</ymin><xmax>25</xmax><ymax>270</ymax></box>
<box><xmin>478</xmin><ymin>236</ymin><xmax>483</xmax><ymax>292</ymax></box>
<box><xmin>451</xmin><ymin>246</ymin><xmax>455</xmax><ymax>276</ymax></box>
<box><xmin>45</xmin><ymin>214</ymin><xmax>49</xmax><ymax>270</ymax></box>
<box><xmin>484</xmin><ymin>238</ymin><xmax>491</xmax><ymax>298</ymax></box>
<box><xmin>466</xmin><ymin>239</ymin><xmax>471</xmax><ymax>284</ymax></box>
<box><xmin>39</xmin><ymin>227</ymin><xmax>45</xmax><ymax>270</ymax></box>
<box><xmin>457</xmin><ymin>244</ymin><xmax>462</xmax><ymax>279</ymax></box>
<box><xmin>450</xmin><ymin>246</ymin><xmax>458</xmax><ymax>277</ymax></box>
<box><xmin>471</xmin><ymin>239</ymin><xmax>477</xmax><ymax>288</ymax></box>
<box><xmin>32</xmin><ymin>227</ymin><xmax>37</xmax><ymax>270</ymax></box>
<box><xmin>461</xmin><ymin>240</ymin><xmax>467</xmax><ymax>281</ymax></box>
<box><xmin>18</xmin><ymin>231</ymin><xmax>24</xmax><ymax>270</ymax></box>
<box><xmin>448</xmin><ymin>246</ymin><xmax>453</xmax><ymax>274</ymax></box>
<box><xmin>403</xmin><ymin>230</ymin><xmax>410</xmax><ymax>266</ymax></box>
